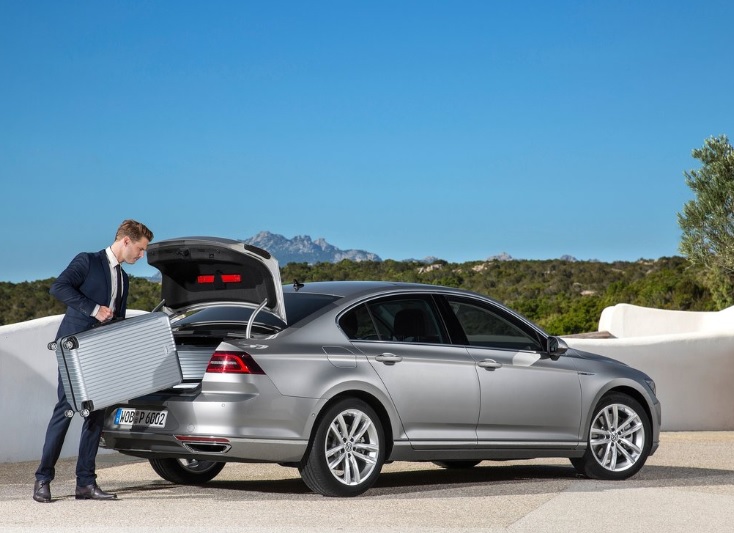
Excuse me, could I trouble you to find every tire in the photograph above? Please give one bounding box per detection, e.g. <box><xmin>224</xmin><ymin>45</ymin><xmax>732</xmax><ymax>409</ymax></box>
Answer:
<box><xmin>299</xmin><ymin>398</ymin><xmax>385</xmax><ymax>497</ymax></box>
<box><xmin>432</xmin><ymin>460</ymin><xmax>481</xmax><ymax>469</ymax></box>
<box><xmin>571</xmin><ymin>393</ymin><xmax>652</xmax><ymax>480</ymax></box>
<box><xmin>149</xmin><ymin>458</ymin><xmax>225</xmax><ymax>485</ymax></box>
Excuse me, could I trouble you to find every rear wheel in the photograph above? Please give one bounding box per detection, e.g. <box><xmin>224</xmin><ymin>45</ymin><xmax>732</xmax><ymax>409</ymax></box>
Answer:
<box><xmin>149</xmin><ymin>458</ymin><xmax>225</xmax><ymax>484</ymax></box>
<box><xmin>571</xmin><ymin>393</ymin><xmax>651</xmax><ymax>480</ymax></box>
<box><xmin>432</xmin><ymin>460</ymin><xmax>481</xmax><ymax>469</ymax></box>
<box><xmin>299</xmin><ymin>398</ymin><xmax>385</xmax><ymax>497</ymax></box>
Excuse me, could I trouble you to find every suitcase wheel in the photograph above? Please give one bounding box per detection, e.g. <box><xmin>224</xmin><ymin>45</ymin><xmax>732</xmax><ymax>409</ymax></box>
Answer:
<box><xmin>64</xmin><ymin>410</ymin><xmax>74</xmax><ymax>419</ymax></box>
<box><xmin>80</xmin><ymin>409</ymin><xmax>90</xmax><ymax>418</ymax></box>
<box><xmin>62</xmin><ymin>337</ymin><xmax>79</xmax><ymax>350</ymax></box>
<box><xmin>47</xmin><ymin>342</ymin><xmax>57</xmax><ymax>351</ymax></box>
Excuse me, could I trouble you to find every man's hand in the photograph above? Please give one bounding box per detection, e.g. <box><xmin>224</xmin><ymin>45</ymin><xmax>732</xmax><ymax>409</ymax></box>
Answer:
<box><xmin>95</xmin><ymin>306</ymin><xmax>114</xmax><ymax>323</ymax></box>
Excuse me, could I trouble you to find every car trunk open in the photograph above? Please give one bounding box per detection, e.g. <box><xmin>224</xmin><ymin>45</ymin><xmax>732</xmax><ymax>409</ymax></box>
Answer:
<box><xmin>146</xmin><ymin>236</ymin><xmax>286</xmax><ymax>388</ymax></box>
<box><xmin>147</xmin><ymin>236</ymin><xmax>286</xmax><ymax>323</ymax></box>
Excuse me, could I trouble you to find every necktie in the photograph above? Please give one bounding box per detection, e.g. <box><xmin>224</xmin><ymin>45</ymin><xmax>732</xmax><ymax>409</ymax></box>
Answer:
<box><xmin>114</xmin><ymin>264</ymin><xmax>123</xmax><ymax>316</ymax></box>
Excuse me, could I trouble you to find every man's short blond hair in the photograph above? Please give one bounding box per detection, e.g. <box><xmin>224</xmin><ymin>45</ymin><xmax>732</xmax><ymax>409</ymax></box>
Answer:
<box><xmin>115</xmin><ymin>219</ymin><xmax>154</xmax><ymax>243</ymax></box>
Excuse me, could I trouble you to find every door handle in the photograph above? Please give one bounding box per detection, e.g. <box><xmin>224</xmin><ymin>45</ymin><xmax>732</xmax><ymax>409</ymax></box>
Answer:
<box><xmin>477</xmin><ymin>359</ymin><xmax>502</xmax><ymax>370</ymax></box>
<box><xmin>375</xmin><ymin>353</ymin><xmax>403</xmax><ymax>365</ymax></box>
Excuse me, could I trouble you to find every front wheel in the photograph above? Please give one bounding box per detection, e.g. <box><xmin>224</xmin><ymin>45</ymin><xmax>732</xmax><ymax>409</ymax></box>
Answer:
<box><xmin>571</xmin><ymin>393</ymin><xmax>652</xmax><ymax>480</ymax></box>
<box><xmin>149</xmin><ymin>458</ymin><xmax>225</xmax><ymax>484</ymax></box>
<box><xmin>299</xmin><ymin>398</ymin><xmax>385</xmax><ymax>497</ymax></box>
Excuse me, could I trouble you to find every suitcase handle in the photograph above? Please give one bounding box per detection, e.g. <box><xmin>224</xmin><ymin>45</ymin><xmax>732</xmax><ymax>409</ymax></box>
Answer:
<box><xmin>92</xmin><ymin>317</ymin><xmax>126</xmax><ymax>329</ymax></box>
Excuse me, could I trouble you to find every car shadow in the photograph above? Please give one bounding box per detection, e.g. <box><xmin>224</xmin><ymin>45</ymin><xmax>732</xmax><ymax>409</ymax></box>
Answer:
<box><xmin>172</xmin><ymin>462</ymin><xmax>734</xmax><ymax>499</ymax></box>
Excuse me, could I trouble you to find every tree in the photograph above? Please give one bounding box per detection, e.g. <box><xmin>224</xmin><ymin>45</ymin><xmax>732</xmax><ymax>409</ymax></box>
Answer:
<box><xmin>678</xmin><ymin>135</ymin><xmax>734</xmax><ymax>308</ymax></box>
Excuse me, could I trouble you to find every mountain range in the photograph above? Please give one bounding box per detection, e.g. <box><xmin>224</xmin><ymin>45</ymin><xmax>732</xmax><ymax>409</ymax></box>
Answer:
<box><xmin>244</xmin><ymin>231</ymin><xmax>382</xmax><ymax>265</ymax></box>
<box><xmin>242</xmin><ymin>232</ymin><xmax>580</xmax><ymax>265</ymax></box>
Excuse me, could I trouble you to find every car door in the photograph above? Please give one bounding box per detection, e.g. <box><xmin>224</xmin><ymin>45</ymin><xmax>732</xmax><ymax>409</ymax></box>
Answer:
<box><xmin>442</xmin><ymin>295</ymin><xmax>582</xmax><ymax>444</ymax></box>
<box><xmin>342</xmin><ymin>295</ymin><xmax>480</xmax><ymax>449</ymax></box>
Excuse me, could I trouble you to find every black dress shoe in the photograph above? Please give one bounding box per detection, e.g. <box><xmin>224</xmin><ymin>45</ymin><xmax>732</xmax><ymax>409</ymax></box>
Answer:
<box><xmin>75</xmin><ymin>483</ymin><xmax>117</xmax><ymax>500</ymax></box>
<box><xmin>33</xmin><ymin>480</ymin><xmax>51</xmax><ymax>503</ymax></box>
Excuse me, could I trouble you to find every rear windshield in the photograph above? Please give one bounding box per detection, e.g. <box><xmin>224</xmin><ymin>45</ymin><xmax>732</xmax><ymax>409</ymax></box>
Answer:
<box><xmin>283</xmin><ymin>292</ymin><xmax>341</xmax><ymax>324</ymax></box>
<box><xmin>172</xmin><ymin>292</ymin><xmax>340</xmax><ymax>329</ymax></box>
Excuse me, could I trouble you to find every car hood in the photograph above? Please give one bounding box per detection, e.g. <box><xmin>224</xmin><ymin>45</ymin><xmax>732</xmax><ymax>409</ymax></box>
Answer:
<box><xmin>567</xmin><ymin>347</ymin><xmax>629</xmax><ymax>367</ymax></box>
<box><xmin>147</xmin><ymin>236</ymin><xmax>286</xmax><ymax>323</ymax></box>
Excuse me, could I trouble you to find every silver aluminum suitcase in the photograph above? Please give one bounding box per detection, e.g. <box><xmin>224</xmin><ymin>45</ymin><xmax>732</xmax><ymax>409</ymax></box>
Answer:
<box><xmin>48</xmin><ymin>312</ymin><xmax>182</xmax><ymax>417</ymax></box>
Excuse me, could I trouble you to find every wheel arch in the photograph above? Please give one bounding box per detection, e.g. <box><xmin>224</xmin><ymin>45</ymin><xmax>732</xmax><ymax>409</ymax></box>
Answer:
<box><xmin>605</xmin><ymin>385</ymin><xmax>654</xmax><ymax>428</ymax></box>
<box><xmin>581</xmin><ymin>383</ymin><xmax>656</xmax><ymax>440</ymax></box>
<box><xmin>307</xmin><ymin>390</ymin><xmax>395</xmax><ymax>462</ymax></box>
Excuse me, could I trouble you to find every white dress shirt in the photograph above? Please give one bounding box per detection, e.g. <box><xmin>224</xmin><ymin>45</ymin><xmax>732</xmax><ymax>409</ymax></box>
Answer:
<box><xmin>91</xmin><ymin>247</ymin><xmax>122</xmax><ymax>318</ymax></box>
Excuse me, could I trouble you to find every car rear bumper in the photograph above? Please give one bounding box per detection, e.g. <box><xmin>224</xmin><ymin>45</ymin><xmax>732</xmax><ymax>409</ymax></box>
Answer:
<box><xmin>101</xmin><ymin>379</ymin><xmax>319</xmax><ymax>463</ymax></box>
<box><xmin>101</xmin><ymin>430</ymin><xmax>309</xmax><ymax>463</ymax></box>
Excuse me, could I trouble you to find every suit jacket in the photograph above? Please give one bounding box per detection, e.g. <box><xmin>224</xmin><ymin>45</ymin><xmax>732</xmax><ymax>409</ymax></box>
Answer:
<box><xmin>51</xmin><ymin>249</ymin><xmax>129</xmax><ymax>339</ymax></box>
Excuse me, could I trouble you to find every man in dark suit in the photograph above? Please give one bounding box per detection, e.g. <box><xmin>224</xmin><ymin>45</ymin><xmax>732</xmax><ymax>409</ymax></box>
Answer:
<box><xmin>33</xmin><ymin>219</ymin><xmax>154</xmax><ymax>503</ymax></box>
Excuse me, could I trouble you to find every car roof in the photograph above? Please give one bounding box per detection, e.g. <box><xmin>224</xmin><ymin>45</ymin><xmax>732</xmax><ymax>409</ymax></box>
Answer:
<box><xmin>283</xmin><ymin>280</ymin><xmax>466</xmax><ymax>299</ymax></box>
<box><xmin>282</xmin><ymin>280</ymin><xmax>518</xmax><ymax>316</ymax></box>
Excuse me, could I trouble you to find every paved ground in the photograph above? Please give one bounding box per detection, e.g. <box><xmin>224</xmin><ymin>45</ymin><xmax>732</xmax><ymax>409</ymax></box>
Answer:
<box><xmin>1</xmin><ymin>432</ymin><xmax>733</xmax><ymax>532</ymax></box>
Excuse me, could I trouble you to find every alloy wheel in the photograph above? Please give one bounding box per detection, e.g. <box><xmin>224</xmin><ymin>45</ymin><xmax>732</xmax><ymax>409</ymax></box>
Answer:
<box><xmin>324</xmin><ymin>408</ymin><xmax>381</xmax><ymax>486</ymax></box>
<box><xmin>589</xmin><ymin>403</ymin><xmax>646</xmax><ymax>472</ymax></box>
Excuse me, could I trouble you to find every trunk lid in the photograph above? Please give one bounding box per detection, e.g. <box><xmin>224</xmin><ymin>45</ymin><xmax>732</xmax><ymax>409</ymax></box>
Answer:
<box><xmin>147</xmin><ymin>236</ymin><xmax>286</xmax><ymax>323</ymax></box>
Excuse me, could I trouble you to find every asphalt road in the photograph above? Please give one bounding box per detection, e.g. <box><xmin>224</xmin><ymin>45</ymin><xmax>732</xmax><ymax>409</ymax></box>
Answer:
<box><xmin>2</xmin><ymin>432</ymin><xmax>734</xmax><ymax>532</ymax></box>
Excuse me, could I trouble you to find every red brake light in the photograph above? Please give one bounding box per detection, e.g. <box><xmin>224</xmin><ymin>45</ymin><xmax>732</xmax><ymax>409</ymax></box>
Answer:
<box><xmin>206</xmin><ymin>351</ymin><xmax>265</xmax><ymax>374</ymax></box>
<box><xmin>197</xmin><ymin>274</ymin><xmax>242</xmax><ymax>284</ymax></box>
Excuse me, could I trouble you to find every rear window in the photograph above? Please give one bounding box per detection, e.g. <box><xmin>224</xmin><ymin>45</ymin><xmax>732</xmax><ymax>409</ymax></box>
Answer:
<box><xmin>283</xmin><ymin>292</ymin><xmax>341</xmax><ymax>324</ymax></box>
<box><xmin>171</xmin><ymin>292</ymin><xmax>340</xmax><ymax>329</ymax></box>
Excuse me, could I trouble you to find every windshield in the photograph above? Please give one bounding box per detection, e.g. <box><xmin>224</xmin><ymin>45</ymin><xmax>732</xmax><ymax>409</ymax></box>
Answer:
<box><xmin>171</xmin><ymin>292</ymin><xmax>340</xmax><ymax>330</ymax></box>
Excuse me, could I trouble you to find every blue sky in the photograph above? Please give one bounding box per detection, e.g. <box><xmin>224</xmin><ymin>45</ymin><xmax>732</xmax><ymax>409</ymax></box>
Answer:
<box><xmin>2</xmin><ymin>1</ymin><xmax>732</xmax><ymax>282</ymax></box>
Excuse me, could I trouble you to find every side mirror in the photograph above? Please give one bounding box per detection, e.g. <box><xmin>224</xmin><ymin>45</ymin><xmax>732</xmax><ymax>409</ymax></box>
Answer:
<box><xmin>547</xmin><ymin>336</ymin><xmax>568</xmax><ymax>358</ymax></box>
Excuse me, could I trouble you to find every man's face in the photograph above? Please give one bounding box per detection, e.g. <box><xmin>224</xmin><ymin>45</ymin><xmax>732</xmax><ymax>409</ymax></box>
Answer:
<box><xmin>122</xmin><ymin>236</ymin><xmax>150</xmax><ymax>264</ymax></box>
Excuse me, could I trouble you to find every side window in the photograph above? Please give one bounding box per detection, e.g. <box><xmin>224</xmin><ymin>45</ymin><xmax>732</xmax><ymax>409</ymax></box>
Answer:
<box><xmin>448</xmin><ymin>297</ymin><xmax>543</xmax><ymax>352</ymax></box>
<box><xmin>339</xmin><ymin>305</ymin><xmax>379</xmax><ymax>340</ymax></box>
<box><xmin>366</xmin><ymin>297</ymin><xmax>445</xmax><ymax>344</ymax></box>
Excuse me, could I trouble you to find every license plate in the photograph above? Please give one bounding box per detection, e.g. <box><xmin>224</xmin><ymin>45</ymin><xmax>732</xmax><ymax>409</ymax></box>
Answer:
<box><xmin>114</xmin><ymin>408</ymin><xmax>168</xmax><ymax>428</ymax></box>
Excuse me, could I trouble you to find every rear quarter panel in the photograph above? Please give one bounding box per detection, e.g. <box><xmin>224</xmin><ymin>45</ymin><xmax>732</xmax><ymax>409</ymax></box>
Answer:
<box><xmin>225</xmin><ymin>325</ymin><xmax>405</xmax><ymax>444</ymax></box>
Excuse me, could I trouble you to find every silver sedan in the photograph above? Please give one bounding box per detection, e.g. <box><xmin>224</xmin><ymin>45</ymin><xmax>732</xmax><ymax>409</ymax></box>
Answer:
<box><xmin>101</xmin><ymin>237</ymin><xmax>661</xmax><ymax>497</ymax></box>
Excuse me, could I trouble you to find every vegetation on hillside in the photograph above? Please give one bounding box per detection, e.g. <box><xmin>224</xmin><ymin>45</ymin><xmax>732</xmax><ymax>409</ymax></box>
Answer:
<box><xmin>1</xmin><ymin>256</ymin><xmax>713</xmax><ymax>336</ymax></box>
<box><xmin>283</xmin><ymin>256</ymin><xmax>713</xmax><ymax>334</ymax></box>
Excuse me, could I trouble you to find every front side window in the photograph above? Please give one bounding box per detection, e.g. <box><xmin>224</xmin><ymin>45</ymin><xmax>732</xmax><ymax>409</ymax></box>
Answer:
<box><xmin>447</xmin><ymin>297</ymin><xmax>543</xmax><ymax>352</ymax></box>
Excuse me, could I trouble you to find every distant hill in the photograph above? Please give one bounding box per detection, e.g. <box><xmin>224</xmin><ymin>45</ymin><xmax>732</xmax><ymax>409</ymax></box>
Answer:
<box><xmin>487</xmin><ymin>252</ymin><xmax>579</xmax><ymax>262</ymax></box>
<box><xmin>244</xmin><ymin>231</ymin><xmax>382</xmax><ymax>265</ymax></box>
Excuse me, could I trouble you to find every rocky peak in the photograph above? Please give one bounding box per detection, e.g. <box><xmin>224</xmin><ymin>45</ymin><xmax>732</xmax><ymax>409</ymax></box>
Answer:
<box><xmin>243</xmin><ymin>231</ymin><xmax>382</xmax><ymax>265</ymax></box>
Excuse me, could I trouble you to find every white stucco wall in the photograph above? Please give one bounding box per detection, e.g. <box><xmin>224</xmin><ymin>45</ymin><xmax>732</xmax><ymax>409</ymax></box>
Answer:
<box><xmin>599</xmin><ymin>303</ymin><xmax>734</xmax><ymax>338</ymax></box>
<box><xmin>0</xmin><ymin>315</ymin><xmax>82</xmax><ymax>463</ymax></box>
<box><xmin>0</xmin><ymin>312</ymin><xmax>144</xmax><ymax>464</ymax></box>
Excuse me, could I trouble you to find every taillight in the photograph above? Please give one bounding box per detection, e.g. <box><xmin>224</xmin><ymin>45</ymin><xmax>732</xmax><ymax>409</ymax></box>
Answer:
<box><xmin>206</xmin><ymin>351</ymin><xmax>265</xmax><ymax>374</ymax></box>
<box><xmin>197</xmin><ymin>274</ymin><xmax>242</xmax><ymax>284</ymax></box>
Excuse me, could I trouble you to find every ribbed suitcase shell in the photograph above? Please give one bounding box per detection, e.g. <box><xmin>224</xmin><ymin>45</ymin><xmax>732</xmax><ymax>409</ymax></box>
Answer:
<box><xmin>55</xmin><ymin>312</ymin><xmax>182</xmax><ymax>415</ymax></box>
